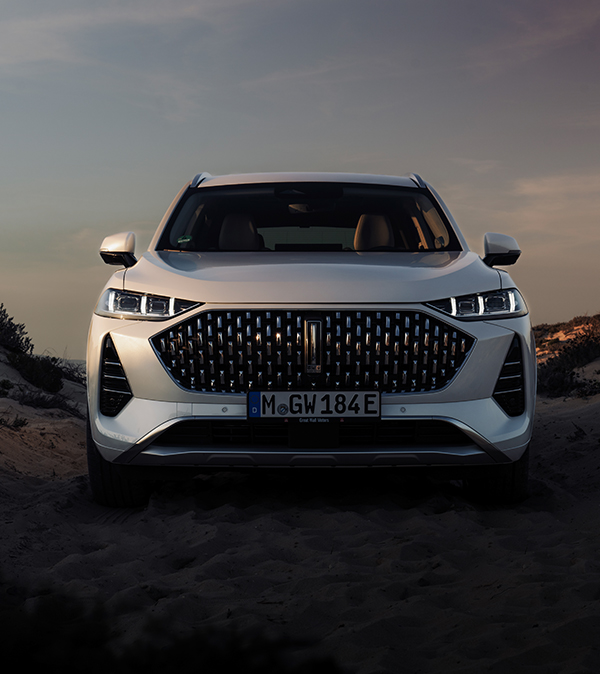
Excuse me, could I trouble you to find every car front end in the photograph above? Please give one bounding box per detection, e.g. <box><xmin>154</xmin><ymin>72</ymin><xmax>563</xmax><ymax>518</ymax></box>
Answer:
<box><xmin>86</xmin><ymin>173</ymin><xmax>535</xmax><ymax>506</ymax></box>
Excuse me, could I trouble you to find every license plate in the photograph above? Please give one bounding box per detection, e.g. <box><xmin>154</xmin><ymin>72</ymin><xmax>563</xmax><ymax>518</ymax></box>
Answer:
<box><xmin>248</xmin><ymin>391</ymin><xmax>380</xmax><ymax>419</ymax></box>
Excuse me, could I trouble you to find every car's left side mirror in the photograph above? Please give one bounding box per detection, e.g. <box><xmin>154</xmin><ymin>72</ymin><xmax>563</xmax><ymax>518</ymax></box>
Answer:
<box><xmin>99</xmin><ymin>231</ymin><xmax>137</xmax><ymax>267</ymax></box>
<box><xmin>483</xmin><ymin>232</ymin><xmax>521</xmax><ymax>267</ymax></box>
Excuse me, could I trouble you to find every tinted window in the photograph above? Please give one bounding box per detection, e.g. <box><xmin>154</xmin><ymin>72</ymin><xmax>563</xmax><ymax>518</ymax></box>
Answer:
<box><xmin>157</xmin><ymin>183</ymin><xmax>462</xmax><ymax>253</ymax></box>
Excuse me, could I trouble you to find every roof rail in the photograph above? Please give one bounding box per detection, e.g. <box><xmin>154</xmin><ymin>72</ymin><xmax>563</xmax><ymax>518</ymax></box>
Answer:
<box><xmin>406</xmin><ymin>173</ymin><xmax>426</xmax><ymax>188</ymax></box>
<box><xmin>191</xmin><ymin>172</ymin><xmax>212</xmax><ymax>187</ymax></box>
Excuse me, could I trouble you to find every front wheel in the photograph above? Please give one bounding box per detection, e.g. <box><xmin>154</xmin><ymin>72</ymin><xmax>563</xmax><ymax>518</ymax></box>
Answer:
<box><xmin>86</xmin><ymin>416</ymin><xmax>151</xmax><ymax>508</ymax></box>
<box><xmin>465</xmin><ymin>445</ymin><xmax>530</xmax><ymax>504</ymax></box>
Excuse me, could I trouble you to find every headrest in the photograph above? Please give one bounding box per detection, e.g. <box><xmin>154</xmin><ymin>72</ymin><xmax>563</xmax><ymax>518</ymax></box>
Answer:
<box><xmin>218</xmin><ymin>213</ymin><xmax>261</xmax><ymax>251</ymax></box>
<box><xmin>354</xmin><ymin>214</ymin><xmax>394</xmax><ymax>251</ymax></box>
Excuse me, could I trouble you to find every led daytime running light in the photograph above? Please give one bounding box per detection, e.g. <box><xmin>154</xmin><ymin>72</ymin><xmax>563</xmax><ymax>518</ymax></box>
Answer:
<box><xmin>427</xmin><ymin>289</ymin><xmax>527</xmax><ymax>320</ymax></box>
<box><xmin>95</xmin><ymin>289</ymin><xmax>201</xmax><ymax>321</ymax></box>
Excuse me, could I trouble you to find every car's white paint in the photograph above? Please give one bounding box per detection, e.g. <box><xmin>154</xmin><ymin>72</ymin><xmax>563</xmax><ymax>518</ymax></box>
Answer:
<box><xmin>100</xmin><ymin>231</ymin><xmax>136</xmax><ymax>255</ymax></box>
<box><xmin>119</xmin><ymin>250</ymin><xmax>503</xmax><ymax>305</ymax></box>
<box><xmin>88</xmin><ymin>172</ymin><xmax>535</xmax><ymax>471</ymax></box>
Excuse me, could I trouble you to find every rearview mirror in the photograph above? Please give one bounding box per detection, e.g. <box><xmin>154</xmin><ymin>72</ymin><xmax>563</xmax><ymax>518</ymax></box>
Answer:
<box><xmin>483</xmin><ymin>232</ymin><xmax>521</xmax><ymax>267</ymax></box>
<box><xmin>99</xmin><ymin>232</ymin><xmax>137</xmax><ymax>268</ymax></box>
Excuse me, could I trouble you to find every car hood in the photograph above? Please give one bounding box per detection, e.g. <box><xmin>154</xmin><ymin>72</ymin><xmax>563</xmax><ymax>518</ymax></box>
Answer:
<box><xmin>122</xmin><ymin>251</ymin><xmax>502</xmax><ymax>304</ymax></box>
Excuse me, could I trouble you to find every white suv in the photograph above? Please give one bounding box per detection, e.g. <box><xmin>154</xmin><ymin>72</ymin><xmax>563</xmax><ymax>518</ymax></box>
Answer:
<box><xmin>87</xmin><ymin>172</ymin><xmax>535</xmax><ymax>506</ymax></box>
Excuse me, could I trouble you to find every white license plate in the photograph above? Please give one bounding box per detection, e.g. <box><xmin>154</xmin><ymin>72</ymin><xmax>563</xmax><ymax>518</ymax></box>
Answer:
<box><xmin>248</xmin><ymin>391</ymin><xmax>380</xmax><ymax>419</ymax></box>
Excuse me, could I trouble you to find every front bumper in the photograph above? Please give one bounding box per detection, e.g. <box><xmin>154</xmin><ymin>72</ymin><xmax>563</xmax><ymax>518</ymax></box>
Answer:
<box><xmin>87</xmin><ymin>305</ymin><xmax>535</xmax><ymax>468</ymax></box>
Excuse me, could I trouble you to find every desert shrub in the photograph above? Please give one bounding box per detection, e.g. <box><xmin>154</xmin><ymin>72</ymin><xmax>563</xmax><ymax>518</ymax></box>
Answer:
<box><xmin>534</xmin><ymin>314</ymin><xmax>600</xmax><ymax>341</ymax></box>
<box><xmin>0</xmin><ymin>379</ymin><xmax>14</xmax><ymax>397</ymax></box>
<box><xmin>0</xmin><ymin>414</ymin><xmax>28</xmax><ymax>429</ymax></box>
<box><xmin>0</xmin><ymin>303</ymin><xmax>33</xmax><ymax>354</ymax></box>
<box><xmin>55</xmin><ymin>358</ymin><xmax>86</xmax><ymax>386</ymax></box>
<box><xmin>534</xmin><ymin>314</ymin><xmax>600</xmax><ymax>354</ymax></box>
<box><xmin>538</xmin><ymin>322</ymin><xmax>600</xmax><ymax>397</ymax></box>
<box><xmin>0</xmin><ymin>305</ymin><xmax>84</xmax><ymax>388</ymax></box>
<box><xmin>15</xmin><ymin>389</ymin><xmax>84</xmax><ymax>419</ymax></box>
<box><xmin>7</xmin><ymin>352</ymin><xmax>63</xmax><ymax>393</ymax></box>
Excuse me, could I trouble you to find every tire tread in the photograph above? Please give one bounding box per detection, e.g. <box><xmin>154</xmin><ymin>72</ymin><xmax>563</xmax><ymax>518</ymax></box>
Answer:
<box><xmin>86</xmin><ymin>418</ymin><xmax>150</xmax><ymax>508</ymax></box>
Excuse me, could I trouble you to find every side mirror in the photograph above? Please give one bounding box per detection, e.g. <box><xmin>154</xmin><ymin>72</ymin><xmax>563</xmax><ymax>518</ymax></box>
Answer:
<box><xmin>99</xmin><ymin>232</ymin><xmax>137</xmax><ymax>268</ymax></box>
<box><xmin>483</xmin><ymin>232</ymin><xmax>521</xmax><ymax>267</ymax></box>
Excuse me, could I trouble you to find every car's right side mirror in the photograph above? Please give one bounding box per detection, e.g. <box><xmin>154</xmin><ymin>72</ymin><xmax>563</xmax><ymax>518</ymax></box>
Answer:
<box><xmin>99</xmin><ymin>231</ymin><xmax>137</xmax><ymax>267</ymax></box>
<box><xmin>483</xmin><ymin>232</ymin><xmax>521</xmax><ymax>267</ymax></box>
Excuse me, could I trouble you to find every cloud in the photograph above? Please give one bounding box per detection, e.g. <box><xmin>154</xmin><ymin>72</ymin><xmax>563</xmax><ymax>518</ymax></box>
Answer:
<box><xmin>510</xmin><ymin>173</ymin><xmax>600</xmax><ymax>240</ymax></box>
<box><xmin>0</xmin><ymin>7</ymin><xmax>159</xmax><ymax>69</ymax></box>
<box><xmin>466</xmin><ymin>0</ymin><xmax>600</xmax><ymax>79</ymax></box>
<box><xmin>0</xmin><ymin>0</ymin><xmax>288</xmax><ymax>122</ymax></box>
<box><xmin>514</xmin><ymin>173</ymin><xmax>600</xmax><ymax>200</ymax></box>
<box><xmin>0</xmin><ymin>0</ymin><xmax>272</xmax><ymax>69</ymax></box>
<box><xmin>242</xmin><ymin>50</ymin><xmax>406</xmax><ymax>91</ymax></box>
<box><xmin>556</xmin><ymin>110</ymin><xmax>600</xmax><ymax>130</ymax></box>
<box><xmin>442</xmin><ymin>171</ymin><xmax>600</xmax><ymax>255</ymax></box>
<box><xmin>451</xmin><ymin>158</ymin><xmax>501</xmax><ymax>175</ymax></box>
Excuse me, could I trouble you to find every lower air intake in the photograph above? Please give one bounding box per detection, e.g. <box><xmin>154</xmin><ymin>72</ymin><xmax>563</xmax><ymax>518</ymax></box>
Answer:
<box><xmin>493</xmin><ymin>335</ymin><xmax>525</xmax><ymax>416</ymax></box>
<box><xmin>100</xmin><ymin>335</ymin><xmax>132</xmax><ymax>417</ymax></box>
<box><xmin>152</xmin><ymin>419</ymin><xmax>473</xmax><ymax>449</ymax></box>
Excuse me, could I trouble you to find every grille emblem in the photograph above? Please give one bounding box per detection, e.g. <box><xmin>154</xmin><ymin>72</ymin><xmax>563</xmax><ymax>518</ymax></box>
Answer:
<box><xmin>305</xmin><ymin>319</ymin><xmax>322</xmax><ymax>374</ymax></box>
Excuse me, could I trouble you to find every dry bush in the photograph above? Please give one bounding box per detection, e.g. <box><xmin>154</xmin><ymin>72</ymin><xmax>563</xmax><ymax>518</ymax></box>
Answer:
<box><xmin>537</xmin><ymin>321</ymin><xmax>600</xmax><ymax>397</ymax></box>
<box><xmin>7</xmin><ymin>352</ymin><xmax>64</xmax><ymax>394</ymax></box>
<box><xmin>15</xmin><ymin>389</ymin><xmax>84</xmax><ymax>419</ymax></box>
<box><xmin>0</xmin><ymin>304</ymin><xmax>85</xmax><ymax>399</ymax></box>
<box><xmin>0</xmin><ymin>303</ymin><xmax>33</xmax><ymax>354</ymax></box>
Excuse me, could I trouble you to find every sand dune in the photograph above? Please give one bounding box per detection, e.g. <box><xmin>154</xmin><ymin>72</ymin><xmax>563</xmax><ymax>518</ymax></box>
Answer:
<box><xmin>2</xmin><ymin>348</ymin><xmax>600</xmax><ymax>671</ymax></box>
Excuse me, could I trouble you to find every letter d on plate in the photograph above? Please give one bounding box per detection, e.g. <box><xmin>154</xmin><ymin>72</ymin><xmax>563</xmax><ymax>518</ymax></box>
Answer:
<box><xmin>248</xmin><ymin>392</ymin><xmax>261</xmax><ymax>418</ymax></box>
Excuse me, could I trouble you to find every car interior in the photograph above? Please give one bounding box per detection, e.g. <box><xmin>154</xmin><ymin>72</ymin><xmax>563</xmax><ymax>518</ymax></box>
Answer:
<box><xmin>160</xmin><ymin>186</ymin><xmax>459</xmax><ymax>253</ymax></box>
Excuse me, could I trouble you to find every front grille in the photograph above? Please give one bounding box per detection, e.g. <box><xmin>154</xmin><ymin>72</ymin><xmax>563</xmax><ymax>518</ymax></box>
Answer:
<box><xmin>151</xmin><ymin>310</ymin><xmax>475</xmax><ymax>394</ymax></box>
<box><xmin>152</xmin><ymin>419</ymin><xmax>472</xmax><ymax>449</ymax></box>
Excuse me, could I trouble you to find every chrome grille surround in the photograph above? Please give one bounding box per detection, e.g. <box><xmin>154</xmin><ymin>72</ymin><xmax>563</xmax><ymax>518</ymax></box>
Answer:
<box><xmin>151</xmin><ymin>309</ymin><xmax>475</xmax><ymax>394</ymax></box>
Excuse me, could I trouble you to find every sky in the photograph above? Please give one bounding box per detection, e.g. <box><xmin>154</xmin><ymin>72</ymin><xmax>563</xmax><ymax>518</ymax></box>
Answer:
<box><xmin>0</xmin><ymin>0</ymin><xmax>599</xmax><ymax>360</ymax></box>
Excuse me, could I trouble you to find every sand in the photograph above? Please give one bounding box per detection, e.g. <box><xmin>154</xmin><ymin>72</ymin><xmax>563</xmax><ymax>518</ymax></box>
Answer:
<box><xmin>2</xmin><ymin>374</ymin><xmax>600</xmax><ymax>671</ymax></box>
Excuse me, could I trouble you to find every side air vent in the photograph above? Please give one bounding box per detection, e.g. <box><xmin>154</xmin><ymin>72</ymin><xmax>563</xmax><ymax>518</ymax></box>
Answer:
<box><xmin>493</xmin><ymin>335</ymin><xmax>525</xmax><ymax>417</ymax></box>
<box><xmin>99</xmin><ymin>335</ymin><xmax>132</xmax><ymax>417</ymax></box>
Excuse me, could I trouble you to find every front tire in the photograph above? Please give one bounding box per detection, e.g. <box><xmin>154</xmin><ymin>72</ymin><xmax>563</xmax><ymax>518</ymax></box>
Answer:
<box><xmin>86</xmin><ymin>416</ymin><xmax>151</xmax><ymax>508</ymax></box>
<box><xmin>465</xmin><ymin>445</ymin><xmax>529</xmax><ymax>504</ymax></box>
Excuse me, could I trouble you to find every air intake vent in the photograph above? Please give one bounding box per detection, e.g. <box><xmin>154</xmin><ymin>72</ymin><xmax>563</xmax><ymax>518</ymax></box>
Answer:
<box><xmin>152</xmin><ymin>419</ymin><xmax>472</xmax><ymax>449</ymax></box>
<box><xmin>493</xmin><ymin>335</ymin><xmax>525</xmax><ymax>416</ymax></box>
<box><xmin>100</xmin><ymin>335</ymin><xmax>132</xmax><ymax>417</ymax></box>
<box><xmin>151</xmin><ymin>309</ymin><xmax>475</xmax><ymax>394</ymax></box>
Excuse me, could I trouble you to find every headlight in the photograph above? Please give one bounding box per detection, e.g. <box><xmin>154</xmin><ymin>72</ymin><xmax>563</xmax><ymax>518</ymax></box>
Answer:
<box><xmin>426</xmin><ymin>289</ymin><xmax>527</xmax><ymax>320</ymax></box>
<box><xmin>95</xmin><ymin>289</ymin><xmax>202</xmax><ymax>320</ymax></box>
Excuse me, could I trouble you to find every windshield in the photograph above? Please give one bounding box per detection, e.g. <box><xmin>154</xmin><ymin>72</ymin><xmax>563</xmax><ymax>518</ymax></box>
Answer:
<box><xmin>157</xmin><ymin>183</ymin><xmax>462</xmax><ymax>253</ymax></box>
